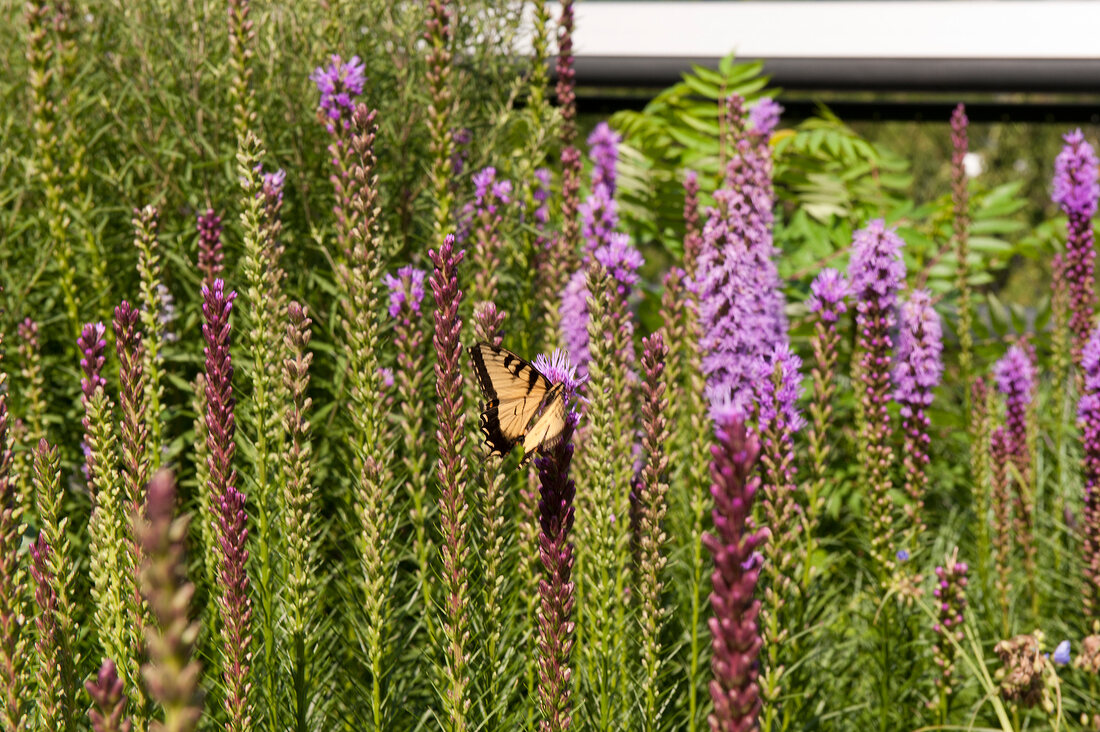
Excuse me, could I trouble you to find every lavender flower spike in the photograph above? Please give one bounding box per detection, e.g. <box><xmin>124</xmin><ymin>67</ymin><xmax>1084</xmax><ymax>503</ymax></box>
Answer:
<box><xmin>807</xmin><ymin>268</ymin><xmax>849</xmax><ymax>324</ymax></box>
<box><xmin>587</xmin><ymin>121</ymin><xmax>621</xmax><ymax>195</ymax></box>
<box><xmin>931</xmin><ymin>547</ymin><xmax>969</xmax><ymax>700</ymax></box>
<box><xmin>310</xmin><ymin>54</ymin><xmax>366</xmax><ymax>131</ymax></box>
<box><xmin>893</xmin><ymin>290</ymin><xmax>943</xmax><ymax>539</ymax></box>
<box><xmin>1078</xmin><ymin>324</ymin><xmax>1100</xmax><ymax>615</ymax></box>
<box><xmin>848</xmin><ymin>218</ymin><xmax>906</xmax><ymax>575</ymax></box>
<box><xmin>1053</xmin><ymin>129</ymin><xmax>1100</xmax><ymax>362</ymax></box>
<box><xmin>705</xmin><ymin>415</ymin><xmax>766</xmax><ymax>732</ymax></box>
<box><xmin>748</xmin><ymin>98</ymin><xmax>783</xmax><ymax>138</ymax></box>
<box><xmin>139</xmin><ymin>471</ymin><xmax>203</xmax><ymax>732</ymax></box>
<box><xmin>994</xmin><ymin>345</ymin><xmax>1035</xmax><ymax>480</ymax></box>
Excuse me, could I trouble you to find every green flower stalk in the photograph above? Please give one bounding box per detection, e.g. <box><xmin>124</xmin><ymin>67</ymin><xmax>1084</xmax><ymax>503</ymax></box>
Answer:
<box><xmin>228</xmin><ymin>0</ymin><xmax>256</xmax><ymax>139</ymax></box>
<box><xmin>661</xmin><ymin>269</ymin><xmax>714</xmax><ymax>731</ymax></box>
<box><xmin>430</xmin><ymin>234</ymin><xmax>471</xmax><ymax>732</ymax></box>
<box><xmin>32</xmin><ymin>441</ymin><xmax>79</xmax><ymax>731</ymax></box>
<box><xmin>635</xmin><ymin>331</ymin><xmax>671</xmax><ymax>731</ymax></box>
<box><xmin>24</xmin><ymin>0</ymin><xmax>80</xmax><ymax>340</ymax></box>
<box><xmin>237</xmin><ymin>139</ymin><xmax>288</xmax><ymax>720</ymax></box>
<box><xmin>472</xmin><ymin>302</ymin><xmax>511</xmax><ymax>726</ymax></box>
<box><xmin>970</xmin><ymin>378</ymin><xmax>993</xmax><ymax>592</ymax></box>
<box><xmin>16</xmin><ymin>318</ymin><xmax>46</xmax><ymax>519</ymax></box>
<box><xmin>384</xmin><ymin>264</ymin><xmax>435</xmax><ymax>680</ymax></box>
<box><xmin>132</xmin><ymin>205</ymin><xmax>166</xmax><ymax>471</ymax></box>
<box><xmin>86</xmin><ymin>660</ymin><xmax>133</xmax><ymax>732</ymax></box>
<box><xmin>138</xmin><ymin>471</ymin><xmax>203</xmax><ymax>732</ymax></box>
<box><xmin>990</xmin><ymin>426</ymin><xmax>1013</xmax><ymax>634</ymax></box>
<box><xmin>951</xmin><ymin>105</ymin><xmax>974</xmax><ymax>410</ymax></box>
<box><xmin>0</xmin><ymin>332</ymin><xmax>27</xmax><ymax>731</ymax></box>
<box><xmin>577</xmin><ymin>261</ymin><xmax>635</xmax><ymax>730</ymax></box>
<box><xmin>191</xmin><ymin>373</ymin><xmax>218</xmax><ymax>602</ymax></box>
<box><xmin>805</xmin><ymin>269</ymin><xmax>848</xmax><ymax>584</ymax></box>
<box><xmin>329</xmin><ymin>102</ymin><xmax>394</xmax><ymax>728</ymax></box>
<box><xmin>426</xmin><ymin>0</ymin><xmax>455</xmax><ymax>235</ymax></box>
<box><xmin>280</xmin><ymin>302</ymin><xmax>318</xmax><ymax>731</ymax></box>
<box><xmin>556</xmin><ymin>0</ymin><xmax>582</xmax><ymax>279</ymax></box>
<box><xmin>931</xmin><ymin>547</ymin><xmax>969</xmax><ymax>713</ymax></box>
<box><xmin>114</xmin><ymin>301</ymin><xmax>152</xmax><ymax>708</ymax></box>
<box><xmin>31</xmin><ymin>532</ymin><xmax>65</xmax><ymax>731</ymax></box>
<box><xmin>80</xmin><ymin>322</ymin><xmax>133</xmax><ymax>705</ymax></box>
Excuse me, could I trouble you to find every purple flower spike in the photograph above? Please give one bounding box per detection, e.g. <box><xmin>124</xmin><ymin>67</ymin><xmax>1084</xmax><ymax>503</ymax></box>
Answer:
<box><xmin>893</xmin><ymin>290</ymin><xmax>943</xmax><ymax>537</ymax></box>
<box><xmin>197</xmin><ymin>209</ymin><xmax>224</xmax><ymax>288</ymax></box>
<box><xmin>78</xmin><ymin>323</ymin><xmax>108</xmax><ymax>402</ymax></box>
<box><xmin>1078</xmin><ymin>324</ymin><xmax>1100</xmax><ymax>615</ymax></box>
<box><xmin>201</xmin><ymin>279</ymin><xmax>252</xmax><ymax>728</ymax></box>
<box><xmin>931</xmin><ymin>548</ymin><xmax>969</xmax><ymax>696</ymax></box>
<box><xmin>848</xmin><ymin>218</ymin><xmax>907</xmax><ymax>574</ymax></box>
<box><xmin>850</xmin><ymin>219</ymin><xmax>906</xmax><ymax>312</ymax></box>
<box><xmin>310</xmin><ymin>54</ymin><xmax>367</xmax><ymax>130</ymax></box>
<box><xmin>894</xmin><ymin>291</ymin><xmax>944</xmax><ymax>417</ymax></box>
<box><xmin>560</xmin><ymin>269</ymin><xmax>590</xmax><ymax>375</ymax></box>
<box><xmin>383</xmin><ymin>266</ymin><xmax>427</xmax><ymax>319</ymax></box>
<box><xmin>594</xmin><ymin>233</ymin><xmax>643</xmax><ymax>297</ymax></box>
<box><xmin>756</xmin><ymin>343</ymin><xmax>806</xmax><ymax>437</ymax></box>
<box><xmin>1053</xmin><ymin>129</ymin><xmax>1100</xmax><ymax>362</ymax></box>
<box><xmin>748</xmin><ymin>97</ymin><xmax>783</xmax><ymax>137</ymax></box>
<box><xmin>705</xmin><ymin>415</ymin><xmax>765</xmax><ymax>732</ymax></box>
<box><xmin>587</xmin><ymin>121</ymin><xmax>621</xmax><ymax>194</ymax></box>
<box><xmin>533</xmin><ymin>409</ymin><xmax>579</xmax><ymax>732</ymax></box>
<box><xmin>807</xmin><ymin>268</ymin><xmax>849</xmax><ymax>323</ymax></box>
<box><xmin>994</xmin><ymin>345</ymin><xmax>1035</xmax><ymax>468</ymax></box>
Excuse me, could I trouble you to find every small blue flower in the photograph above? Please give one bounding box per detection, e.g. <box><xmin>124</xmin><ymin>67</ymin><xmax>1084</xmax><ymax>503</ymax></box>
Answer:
<box><xmin>896</xmin><ymin>549</ymin><xmax>910</xmax><ymax>562</ymax></box>
<box><xmin>1053</xmin><ymin>640</ymin><xmax>1071</xmax><ymax>665</ymax></box>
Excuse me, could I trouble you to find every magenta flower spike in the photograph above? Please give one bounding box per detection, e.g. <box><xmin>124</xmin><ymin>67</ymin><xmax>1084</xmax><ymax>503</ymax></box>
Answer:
<box><xmin>428</xmin><ymin>234</ymin><xmax>472</xmax><ymax>728</ymax></box>
<box><xmin>201</xmin><ymin>279</ymin><xmax>253</xmax><ymax>731</ymax></box>
<box><xmin>85</xmin><ymin>660</ymin><xmax>132</xmax><ymax>732</ymax></box>
<box><xmin>705</xmin><ymin>413</ymin><xmax>766</xmax><ymax>732</ymax></box>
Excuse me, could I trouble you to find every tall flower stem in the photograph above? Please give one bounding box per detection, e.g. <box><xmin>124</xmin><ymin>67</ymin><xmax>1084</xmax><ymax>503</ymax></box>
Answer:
<box><xmin>15</xmin><ymin>319</ymin><xmax>46</xmax><ymax>520</ymax></box>
<box><xmin>81</xmin><ymin>322</ymin><xmax>133</xmax><ymax>703</ymax></box>
<box><xmin>132</xmin><ymin>205</ymin><xmax>166</xmax><ymax>471</ymax></box>
<box><xmin>990</xmin><ymin>426</ymin><xmax>1013</xmax><ymax>635</ymax></box>
<box><xmin>0</xmin><ymin>330</ymin><xmax>27</xmax><ymax>730</ymax></box>
<box><xmin>32</xmin><ymin>532</ymin><xmax>65</xmax><ymax>731</ymax></box>
<box><xmin>426</xmin><ymin>0</ymin><xmax>455</xmax><ymax>236</ymax></box>
<box><xmin>805</xmin><ymin>269</ymin><xmax>847</xmax><ymax>586</ymax></box>
<box><xmin>430</xmin><ymin>234</ymin><xmax>471</xmax><ymax>732</ymax></box>
<box><xmin>114</xmin><ymin>302</ymin><xmax>151</xmax><ymax>721</ymax></box>
<box><xmin>473</xmin><ymin>302</ymin><xmax>511</xmax><ymax>726</ymax></box>
<box><xmin>848</xmin><ymin>220</ymin><xmax>906</xmax><ymax>578</ymax></box>
<box><xmin>237</xmin><ymin>135</ymin><xmax>287</xmax><ymax>721</ymax></box>
<box><xmin>951</xmin><ymin>105</ymin><xmax>974</xmax><ymax>414</ymax></box>
<box><xmin>280</xmin><ymin>302</ymin><xmax>318</xmax><ymax>732</ymax></box>
<box><xmin>705</xmin><ymin>415</ymin><xmax>766</xmax><ymax>732</ymax></box>
<box><xmin>202</xmin><ymin>280</ymin><xmax>253</xmax><ymax>732</ymax></box>
<box><xmin>1078</xmin><ymin>325</ymin><xmax>1100</xmax><ymax>618</ymax></box>
<box><xmin>893</xmin><ymin>291</ymin><xmax>944</xmax><ymax>545</ymax></box>
<box><xmin>33</xmin><ymin>441</ymin><xmax>79</xmax><ymax>731</ymax></box>
<box><xmin>556</xmin><ymin>0</ymin><xmax>582</xmax><ymax>280</ymax></box>
<box><xmin>1053</xmin><ymin>129</ymin><xmax>1099</xmax><ymax>366</ymax></box>
<box><xmin>635</xmin><ymin>332</ymin><xmax>671</xmax><ymax>731</ymax></box>
<box><xmin>138</xmin><ymin>471</ymin><xmax>203</xmax><ymax>732</ymax></box>
<box><xmin>25</xmin><ymin>0</ymin><xmax>80</xmax><ymax>340</ymax></box>
<box><xmin>535</xmin><ymin>410</ymin><xmax>579</xmax><ymax>732</ymax></box>
<box><xmin>577</xmin><ymin>262</ymin><xmax>635</xmax><ymax>729</ymax></box>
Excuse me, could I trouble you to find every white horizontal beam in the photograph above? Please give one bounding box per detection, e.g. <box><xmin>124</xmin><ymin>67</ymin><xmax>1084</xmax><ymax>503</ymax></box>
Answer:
<box><xmin>539</xmin><ymin>1</ymin><xmax>1100</xmax><ymax>60</ymax></box>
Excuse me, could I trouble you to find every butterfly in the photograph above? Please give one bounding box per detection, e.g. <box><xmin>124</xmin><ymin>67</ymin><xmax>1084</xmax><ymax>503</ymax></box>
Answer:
<box><xmin>468</xmin><ymin>342</ymin><xmax>566</xmax><ymax>463</ymax></box>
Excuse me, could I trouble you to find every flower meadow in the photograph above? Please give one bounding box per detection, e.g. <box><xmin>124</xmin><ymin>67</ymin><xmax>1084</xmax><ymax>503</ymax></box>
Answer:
<box><xmin>2</xmin><ymin>1</ymin><xmax>1100</xmax><ymax>731</ymax></box>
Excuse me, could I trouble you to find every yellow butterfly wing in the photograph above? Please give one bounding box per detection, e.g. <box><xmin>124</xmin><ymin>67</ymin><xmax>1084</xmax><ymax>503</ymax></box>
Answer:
<box><xmin>521</xmin><ymin>382</ymin><xmax>565</xmax><ymax>461</ymax></box>
<box><xmin>468</xmin><ymin>342</ymin><xmax>555</xmax><ymax>458</ymax></box>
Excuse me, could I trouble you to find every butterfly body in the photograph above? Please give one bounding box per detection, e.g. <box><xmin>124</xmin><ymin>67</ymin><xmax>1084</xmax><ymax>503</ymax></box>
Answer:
<box><xmin>468</xmin><ymin>342</ymin><xmax>566</xmax><ymax>463</ymax></box>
